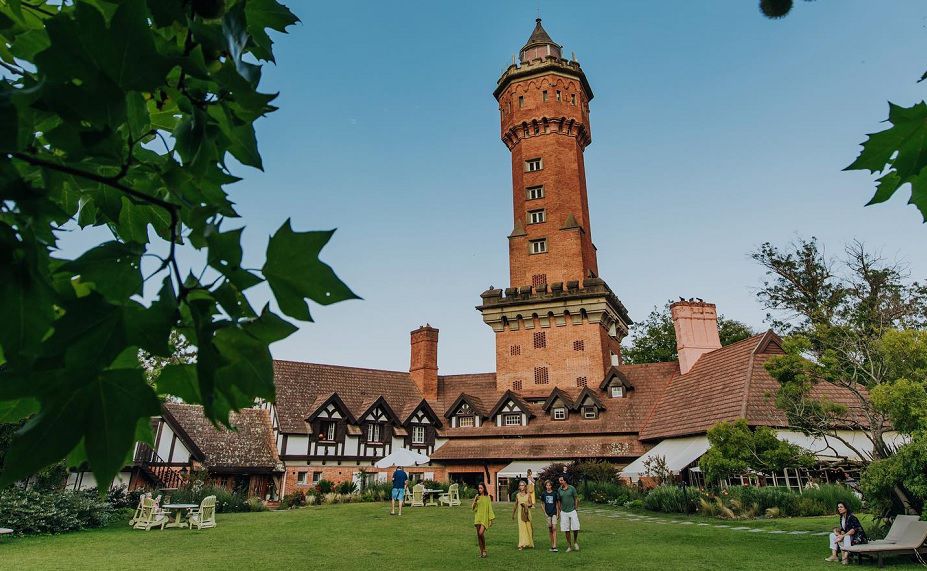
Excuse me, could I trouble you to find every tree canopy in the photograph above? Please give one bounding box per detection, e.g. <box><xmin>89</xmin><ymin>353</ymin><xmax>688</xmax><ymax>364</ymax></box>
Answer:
<box><xmin>699</xmin><ymin>419</ymin><xmax>814</xmax><ymax>484</ymax></box>
<box><xmin>0</xmin><ymin>0</ymin><xmax>357</xmax><ymax>488</ymax></box>
<box><xmin>621</xmin><ymin>301</ymin><xmax>755</xmax><ymax>365</ymax></box>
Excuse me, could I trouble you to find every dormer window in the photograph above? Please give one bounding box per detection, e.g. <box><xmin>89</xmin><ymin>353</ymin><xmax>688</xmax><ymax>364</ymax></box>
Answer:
<box><xmin>366</xmin><ymin>423</ymin><xmax>382</xmax><ymax>443</ymax></box>
<box><xmin>582</xmin><ymin>406</ymin><xmax>598</xmax><ymax>420</ymax></box>
<box><xmin>553</xmin><ymin>407</ymin><xmax>567</xmax><ymax>421</ymax></box>
<box><xmin>503</xmin><ymin>414</ymin><xmax>522</xmax><ymax>426</ymax></box>
<box><xmin>320</xmin><ymin>421</ymin><xmax>336</xmax><ymax>441</ymax></box>
<box><xmin>412</xmin><ymin>425</ymin><xmax>426</xmax><ymax>444</ymax></box>
<box><xmin>610</xmin><ymin>385</ymin><xmax>625</xmax><ymax>398</ymax></box>
<box><xmin>457</xmin><ymin>415</ymin><xmax>475</xmax><ymax>428</ymax></box>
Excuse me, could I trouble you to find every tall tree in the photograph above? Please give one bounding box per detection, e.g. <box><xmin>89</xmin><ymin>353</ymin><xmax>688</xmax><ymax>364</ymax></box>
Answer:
<box><xmin>754</xmin><ymin>238</ymin><xmax>927</xmax><ymax>462</ymax></box>
<box><xmin>0</xmin><ymin>0</ymin><xmax>358</xmax><ymax>489</ymax></box>
<box><xmin>622</xmin><ymin>301</ymin><xmax>755</xmax><ymax>365</ymax></box>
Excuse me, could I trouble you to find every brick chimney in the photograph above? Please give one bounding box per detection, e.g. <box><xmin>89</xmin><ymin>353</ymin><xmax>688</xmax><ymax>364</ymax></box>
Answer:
<box><xmin>670</xmin><ymin>300</ymin><xmax>722</xmax><ymax>375</ymax></box>
<box><xmin>410</xmin><ymin>324</ymin><xmax>439</xmax><ymax>400</ymax></box>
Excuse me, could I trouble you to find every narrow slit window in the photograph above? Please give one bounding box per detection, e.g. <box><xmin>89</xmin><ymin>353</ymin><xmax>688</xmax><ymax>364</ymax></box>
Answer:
<box><xmin>571</xmin><ymin>93</ymin><xmax>576</xmax><ymax>105</ymax></box>
<box><xmin>556</xmin><ymin>90</ymin><xmax>562</xmax><ymax>102</ymax></box>
<box><xmin>542</xmin><ymin>90</ymin><xmax>548</xmax><ymax>102</ymax></box>
<box><xmin>518</xmin><ymin>95</ymin><xmax>525</xmax><ymax>108</ymax></box>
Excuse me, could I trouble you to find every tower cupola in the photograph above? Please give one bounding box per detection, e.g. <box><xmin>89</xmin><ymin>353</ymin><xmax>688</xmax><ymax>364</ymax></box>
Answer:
<box><xmin>520</xmin><ymin>18</ymin><xmax>562</xmax><ymax>62</ymax></box>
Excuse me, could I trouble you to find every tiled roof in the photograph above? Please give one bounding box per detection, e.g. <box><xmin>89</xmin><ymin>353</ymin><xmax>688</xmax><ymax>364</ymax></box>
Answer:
<box><xmin>430</xmin><ymin>435</ymin><xmax>646</xmax><ymax>461</ymax></box>
<box><xmin>162</xmin><ymin>403</ymin><xmax>279</xmax><ymax>471</ymax></box>
<box><xmin>639</xmin><ymin>331</ymin><xmax>866</xmax><ymax>440</ymax></box>
<box><xmin>273</xmin><ymin>361</ymin><xmax>422</xmax><ymax>433</ymax></box>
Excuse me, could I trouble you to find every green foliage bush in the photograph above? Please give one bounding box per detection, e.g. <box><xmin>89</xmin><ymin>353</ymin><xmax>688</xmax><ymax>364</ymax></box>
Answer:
<box><xmin>280</xmin><ymin>491</ymin><xmax>307</xmax><ymax>509</ymax></box>
<box><xmin>336</xmin><ymin>480</ymin><xmax>357</xmax><ymax>495</ymax></box>
<box><xmin>579</xmin><ymin>481</ymin><xmax>641</xmax><ymax>505</ymax></box>
<box><xmin>688</xmin><ymin>484</ymin><xmax>861</xmax><ymax>519</ymax></box>
<box><xmin>168</xmin><ymin>484</ymin><xmax>252</xmax><ymax>513</ymax></box>
<box><xmin>643</xmin><ymin>485</ymin><xmax>698</xmax><ymax>514</ymax></box>
<box><xmin>799</xmin><ymin>484</ymin><xmax>862</xmax><ymax>516</ymax></box>
<box><xmin>0</xmin><ymin>488</ymin><xmax>117</xmax><ymax>535</ymax></box>
<box><xmin>861</xmin><ymin>437</ymin><xmax>927</xmax><ymax>518</ymax></box>
<box><xmin>316</xmin><ymin>480</ymin><xmax>334</xmax><ymax>494</ymax></box>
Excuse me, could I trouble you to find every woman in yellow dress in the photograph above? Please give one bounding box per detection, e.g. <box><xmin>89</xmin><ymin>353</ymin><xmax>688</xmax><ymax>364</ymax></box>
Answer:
<box><xmin>472</xmin><ymin>482</ymin><xmax>495</xmax><ymax>558</ymax></box>
<box><xmin>511</xmin><ymin>480</ymin><xmax>534</xmax><ymax>550</ymax></box>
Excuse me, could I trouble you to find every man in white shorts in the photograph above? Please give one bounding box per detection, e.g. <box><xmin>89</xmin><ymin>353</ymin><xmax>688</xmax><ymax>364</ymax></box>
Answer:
<box><xmin>558</xmin><ymin>475</ymin><xmax>581</xmax><ymax>551</ymax></box>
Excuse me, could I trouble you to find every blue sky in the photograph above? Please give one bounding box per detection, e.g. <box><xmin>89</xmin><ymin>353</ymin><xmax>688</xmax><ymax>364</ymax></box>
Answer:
<box><xmin>67</xmin><ymin>1</ymin><xmax>927</xmax><ymax>374</ymax></box>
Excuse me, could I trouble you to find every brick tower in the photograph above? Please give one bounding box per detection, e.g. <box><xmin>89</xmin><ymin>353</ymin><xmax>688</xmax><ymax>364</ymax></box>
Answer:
<box><xmin>478</xmin><ymin>19</ymin><xmax>632</xmax><ymax>393</ymax></box>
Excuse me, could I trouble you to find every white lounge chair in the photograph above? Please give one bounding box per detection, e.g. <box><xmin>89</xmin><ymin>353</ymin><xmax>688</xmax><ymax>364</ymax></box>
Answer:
<box><xmin>439</xmin><ymin>483</ymin><xmax>461</xmax><ymax>506</ymax></box>
<box><xmin>133</xmin><ymin>497</ymin><xmax>168</xmax><ymax>531</ymax></box>
<box><xmin>188</xmin><ymin>495</ymin><xmax>217</xmax><ymax>530</ymax></box>
<box><xmin>844</xmin><ymin>520</ymin><xmax>927</xmax><ymax>568</ymax></box>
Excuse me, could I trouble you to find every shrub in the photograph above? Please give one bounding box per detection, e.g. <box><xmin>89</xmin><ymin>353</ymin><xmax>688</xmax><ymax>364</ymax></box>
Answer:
<box><xmin>625</xmin><ymin>499</ymin><xmax>644</xmax><ymax>510</ymax></box>
<box><xmin>316</xmin><ymin>479</ymin><xmax>334</xmax><ymax>494</ymax></box>
<box><xmin>0</xmin><ymin>488</ymin><xmax>117</xmax><ymax>535</ymax></box>
<box><xmin>336</xmin><ymin>480</ymin><xmax>357</xmax><ymax>495</ymax></box>
<box><xmin>580</xmin><ymin>481</ymin><xmax>640</xmax><ymax>505</ymax></box>
<box><xmin>360</xmin><ymin>482</ymin><xmax>392</xmax><ymax>502</ymax></box>
<box><xmin>280</xmin><ymin>491</ymin><xmax>307</xmax><ymax>509</ymax></box>
<box><xmin>246</xmin><ymin>497</ymin><xmax>267</xmax><ymax>512</ymax></box>
<box><xmin>724</xmin><ymin>486</ymin><xmax>799</xmax><ymax>516</ymax></box>
<box><xmin>796</xmin><ymin>484</ymin><xmax>861</xmax><ymax>516</ymax></box>
<box><xmin>642</xmin><ymin>485</ymin><xmax>698</xmax><ymax>514</ymax></box>
<box><xmin>106</xmin><ymin>485</ymin><xmax>145</xmax><ymax>510</ymax></box>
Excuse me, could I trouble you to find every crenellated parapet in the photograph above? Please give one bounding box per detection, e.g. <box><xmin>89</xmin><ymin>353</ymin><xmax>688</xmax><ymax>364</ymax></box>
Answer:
<box><xmin>494</xmin><ymin>56</ymin><xmax>593</xmax><ymax>101</ymax></box>
<box><xmin>501</xmin><ymin>115</ymin><xmax>590</xmax><ymax>150</ymax></box>
<box><xmin>477</xmin><ymin>277</ymin><xmax>631</xmax><ymax>338</ymax></box>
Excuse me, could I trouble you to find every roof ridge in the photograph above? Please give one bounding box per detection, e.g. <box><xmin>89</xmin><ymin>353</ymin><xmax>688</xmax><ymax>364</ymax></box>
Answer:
<box><xmin>273</xmin><ymin>359</ymin><xmax>410</xmax><ymax>376</ymax></box>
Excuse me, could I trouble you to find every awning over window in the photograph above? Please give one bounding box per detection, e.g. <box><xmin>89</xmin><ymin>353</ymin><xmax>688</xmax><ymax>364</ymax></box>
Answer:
<box><xmin>497</xmin><ymin>460</ymin><xmax>568</xmax><ymax>479</ymax></box>
<box><xmin>619</xmin><ymin>436</ymin><xmax>710</xmax><ymax>481</ymax></box>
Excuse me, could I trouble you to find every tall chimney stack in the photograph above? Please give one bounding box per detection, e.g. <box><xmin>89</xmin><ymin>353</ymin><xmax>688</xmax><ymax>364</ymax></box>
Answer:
<box><xmin>670</xmin><ymin>300</ymin><xmax>722</xmax><ymax>375</ymax></box>
<box><xmin>410</xmin><ymin>325</ymin><xmax>439</xmax><ymax>400</ymax></box>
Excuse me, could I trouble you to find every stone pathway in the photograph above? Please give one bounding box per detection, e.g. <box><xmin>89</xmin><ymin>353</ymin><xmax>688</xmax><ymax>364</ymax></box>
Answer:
<box><xmin>583</xmin><ymin>507</ymin><xmax>831</xmax><ymax>538</ymax></box>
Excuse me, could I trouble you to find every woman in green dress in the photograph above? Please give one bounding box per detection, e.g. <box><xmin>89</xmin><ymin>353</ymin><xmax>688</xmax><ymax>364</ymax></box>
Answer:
<box><xmin>512</xmin><ymin>479</ymin><xmax>534</xmax><ymax>550</ymax></box>
<box><xmin>472</xmin><ymin>482</ymin><xmax>495</xmax><ymax>558</ymax></box>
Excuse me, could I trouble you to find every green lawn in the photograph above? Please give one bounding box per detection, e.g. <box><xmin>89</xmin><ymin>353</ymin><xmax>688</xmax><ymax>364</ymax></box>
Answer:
<box><xmin>2</xmin><ymin>503</ymin><xmax>921</xmax><ymax>570</ymax></box>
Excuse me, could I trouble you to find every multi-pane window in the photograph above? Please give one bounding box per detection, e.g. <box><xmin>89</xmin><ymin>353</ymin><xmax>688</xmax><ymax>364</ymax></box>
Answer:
<box><xmin>525</xmin><ymin>158</ymin><xmax>542</xmax><ymax>172</ymax></box>
<box><xmin>534</xmin><ymin>366</ymin><xmax>550</xmax><ymax>385</ymax></box>
<box><xmin>512</xmin><ymin>379</ymin><xmax>523</xmax><ymax>391</ymax></box>
<box><xmin>553</xmin><ymin>407</ymin><xmax>567</xmax><ymax>421</ymax></box>
<box><xmin>533</xmin><ymin>332</ymin><xmax>547</xmax><ymax>349</ymax></box>
<box><xmin>510</xmin><ymin>345</ymin><xmax>521</xmax><ymax>356</ymax></box>
<box><xmin>526</xmin><ymin>186</ymin><xmax>544</xmax><ymax>200</ymax></box>
<box><xmin>412</xmin><ymin>425</ymin><xmax>426</xmax><ymax>444</ymax></box>
<box><xmin>457</xmin><ymin>415</ymin><xmax>475</xmax><ymax>428</ymax></box>
<box><xmin>530</xmin><ymin>239</ymin><xmax>547</xmax><ymax>254</ymax></box>
<box><xmin>576</xmin><ymin>376</ymin><xmax>588</xmax><ymax>388</ymax></box>
<box><xmin>542</xmin><ymin>90</ymin><xmax>548</xmax><ymax>102</ymax></box>
<box><xmin>366</xmin><ymin>423</ymin><xmax>382</xmax><ymax>443</ymax></box>
<box><xmin>610</xmin><ymin>386</ymin><xmax>625</xmax><ymax>398</ymax></box>
<box><xmin>296</xmin><ymin>471</ymin><xmax>308</xmax><ymax>484</ymax></box>
<box><xmin>504</xmin><ymin>414</ymin><xmax>522</xmax><ymax>426</ymax></box>
<box><xmin>312</xmin><ymin>471</ymin><xmax>322</xmax><ymax>483</ymax></box>
<box><xmin>518</xmin><ymin>95</ymin><xmax>524</xmax><ymax>108</ymax></box>
<box><xmin>528</xmin><ymin>209</ymin><xmax>546</xmax><ymax>224</ymax></box>
<box><xmin>583</xmin><ymin>406</ymin><xmax>598</xmax><ymax>419</ymax></box>
<box><xmin>573</xmin><ymin>340</ymin><xmax>585</xmax><ymax>351</ymax></box>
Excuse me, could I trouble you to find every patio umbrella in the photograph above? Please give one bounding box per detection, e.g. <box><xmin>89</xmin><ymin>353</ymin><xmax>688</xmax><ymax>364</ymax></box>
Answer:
<box><xmin>374</xmin><ymin>447</ymin><xmax>430</xmax><ymax>469</ymax></box>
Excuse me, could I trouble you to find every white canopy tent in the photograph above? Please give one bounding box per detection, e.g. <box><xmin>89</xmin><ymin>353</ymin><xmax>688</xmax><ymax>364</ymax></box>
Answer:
<box><xmin>619</xmin><ymin>436</ymin><xmax>710</xmax><ymax>482</ymax></box>
<box><xmin>776</xmin><ymin>430</ymin><xmax>908</xmax><ymax>462</ymax></box>
<box><xmin>497</xmin><ymin>460</ymin><xmax>568</xmax><ymax>479</ymax></box>
<box><xmin>374</xmin><ymin>447</ymin><xmax>430</xmax><ymax>469</ymax></box>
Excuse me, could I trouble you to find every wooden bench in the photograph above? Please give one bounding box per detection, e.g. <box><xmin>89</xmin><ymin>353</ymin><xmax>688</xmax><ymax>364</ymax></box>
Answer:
<box><xmin>0</xmin><ymin>528</ymin><xmax>13</xmax><ymax>542</ymax></box>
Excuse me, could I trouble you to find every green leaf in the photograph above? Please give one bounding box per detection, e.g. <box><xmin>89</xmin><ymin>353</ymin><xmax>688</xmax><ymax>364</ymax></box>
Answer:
<box><xmin>245</xmin><ymin>0</ymin><xmax>299</xmax><ymax>62</ymax></box>
<box><xmin>156</xmin><ymin>363</ymin><xmax>201</xmax><ymax>402</ymax></box>
<box><xmin>867</xmin><ymin>172</ymin><xmax>901</xmax><ymax>206</ymax></box>
<box><xmin>0</xmin><ymin>227</ymin><xmax>56</xmax><ymax>367</ymax></box>
<box><xmin>846</xmin><ymin>102</ymin><xmax>927</xmax><ymax>175</ymax></box>
<box><xmin>60</xmin><ymin>241</ymin><xmax>143</xmax><ymax>303</ymax></box>
<box><xmin>0</xmin><ymin>398</ymin><xmax>39</xmax><ymax>423</ymax></box>
<box><xmin>244</xmin><ymin>305</ymin><xmax>297</xmax><ymax>344</ymax></box>
<box><xmin>0</xmin><ymin>88</ymin><xmax>19</xmax><ymax>152</ymax></box>
<box><xmin>213</xmin><ymin>325</ymin><xmax>275</xmax><ymax>399</ymax></box>
<box><xmin>126</xmin><ymin>91</ymin><xmax>151</xmax><ymax>140</ymax></box>
<box><xmin>208</xmin><ymin>103</ymin><xmax>263</xmax><ymax>169</ymax></box>
<box><xmin>262</xmin><ymin>219</ymin><xmax>359</xmax><ymax>321</ymax></box>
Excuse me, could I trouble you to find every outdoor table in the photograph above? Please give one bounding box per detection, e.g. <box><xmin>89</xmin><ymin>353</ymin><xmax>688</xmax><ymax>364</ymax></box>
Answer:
<box><xmin>162</xmin><ymin>503</ymin><xmax>199</xmax><ymax>529</ymax></box>
<box><xmin>423</xmin><ymin>489</ymin><xmax>443</xmax><ymax>507</ymax></box>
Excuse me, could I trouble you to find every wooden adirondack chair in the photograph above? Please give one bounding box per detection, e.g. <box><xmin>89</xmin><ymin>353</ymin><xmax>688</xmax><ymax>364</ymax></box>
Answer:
<box><xmin>439</xmin><ymin>483</ymin><xmax>460</xmax><ymax>506</ymax></box>
<box><xmin>410</xmin><ymin>484</ymin><xmax>425</xmax><ymax>507</ymax></box>
<box><xmin>188</xmin><ymin>495</ymin><xmax>217</xmax><ymax>530</ymax></box>
<box><xmin>129</xmin><ymin>495</ymin><xmax>146</xmax><ymax>526</ymax></box>
<box><xmin>133</xmin><ymin>497</ymin><xmax>168</xmax><ymax>531</ymax></box>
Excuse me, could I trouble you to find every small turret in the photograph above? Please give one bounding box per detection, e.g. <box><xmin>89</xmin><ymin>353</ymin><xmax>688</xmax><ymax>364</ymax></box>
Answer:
<box><xmin>520</xmin><ymin>18</ymin><xmax>562</xmax><ymax>63</ymax></box>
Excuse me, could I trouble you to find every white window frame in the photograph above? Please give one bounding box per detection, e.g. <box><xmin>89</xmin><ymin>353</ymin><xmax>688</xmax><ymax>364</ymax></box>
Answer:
<box><xmin>457</xmin><ymin>415</ymin><xmax>475</xmax><ymax>428</ymax></box>
<box><xmin>366</xmin><ymin>423</ymin><xmax>381</xmax><ymax>443</ymax></box>
<box><xmin>296</xmin><ymin>471</ymin><xmax>307</xmax><ymax>484</ymax></box>
<box><xmin>553</xmin><ymin>407</ymin><xmax>567</xmax><ymax>421</ymax></box>
<box><xmin>412</xmin><ymin>425</ymin><xmax>426</xmax><ymax>444</ymax></box>
<box><xmin>323</xmin><ymin>421</ymin><xmax>336</xmax><ymax>441</ymax></box>
<box><xmin>503</xmin><ymin>414</ymin><xmax>522</xmax><ymax>426</ymax></box>
<box><xmin>582</xmin><ymin>406</ymin><xmax>598</xmax><ymax>419</ymax></box>
<box><xmin>528</xmin><ymin>209</ymin><xmax>546</xmax><ymax>224</ymax></box>
<box><xmin>526</xmin><ymin>186</ymin><xmax>544</xmax><ymax>200</ymax></box>
<box><xmin>530</xmin><ymin>239</ymin><xmax>547</xmax><ymax>254</ymax></box>
<box><xmin>525</xmin><ymin>158</ymin><xmax>543</xmax><ymax>172</ymax></box>
<box><xmin>312</xmin><ymin>471</ymin><xmax>322</xmax><ymax>483</ymax></box>
<box><xmin>610</xmin><ymin>386</ymin><xmax>625</xmax><ymax>398</ymax></box>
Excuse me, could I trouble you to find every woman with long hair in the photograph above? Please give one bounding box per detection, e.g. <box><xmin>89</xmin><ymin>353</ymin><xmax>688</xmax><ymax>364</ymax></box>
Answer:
<box><xmin>512</xmin><ymin>479</ymin><xmax>534</xmax><ymax>550</ymax></box>
<box><xmin>826</xmin><ymin>501</ymin><xmax>867</xmax><ymax>564</ymax></box>
<box><xmin>472</xmin><ymin>482</ymin><xmax>495</xmax><ymax>558</ymax></box>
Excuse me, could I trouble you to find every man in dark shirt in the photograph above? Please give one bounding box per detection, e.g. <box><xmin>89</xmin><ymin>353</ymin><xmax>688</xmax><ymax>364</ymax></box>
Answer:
<box><xmin>390</xmin><ymin>466</ymin><xmax>409</xmax><ymax>516</ymax></box>
<box><xmin>539</xmin><ymin>479</ymin><xmax>560</xmax><ymax>552</ymax></box>
<box><xmin>558</xmin><ymin>475</ymin><xmax>581</xmax><ymax>552</ymax></box>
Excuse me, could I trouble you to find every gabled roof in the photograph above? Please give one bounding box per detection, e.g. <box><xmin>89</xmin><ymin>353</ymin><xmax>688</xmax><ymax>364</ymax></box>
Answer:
<box><xmin>161</xmin><ymin>403</ymin><xmax>279</xmax><ymax>472</ymax></box>
<box><xmin>487</xmin><ymin>390</ymin><xmax>535</xmax><ymax>419</ymax></box>
<box><xmin>399</xmin><ymin>398</ymin><xmax>443</xmax><ymax>428</ymax></box>
<box><xmin>356</xmin><ymin>395</ymin><xmax>400</xmax><ymax>425</ymax></box>
<box><xmin>599</xmin><ymin>366</ymin><xmax>634</xmax><ymax>391</ymax></box>
<box><xmin>306</xmin><ymin>392</ymin><xmax>356</xmax><ymax>424</ymax></box>
<box><xmin>443</xmin><ymin>393</ymin><xmax>487</xmax><ymax>419</ymax></box>
<box><xmin>542</xmin><ymin>387</ymin><xmax>575</xmax><ymax>412</ymax></box>
<box><xmin>573</xmin><ymin>387</ymin><xmax>606</xmax><ymax>411</ymax></box>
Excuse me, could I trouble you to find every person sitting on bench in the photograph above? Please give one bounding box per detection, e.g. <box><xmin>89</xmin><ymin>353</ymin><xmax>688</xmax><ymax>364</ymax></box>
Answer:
<box><xmin>826</xmin><ymin>501</ymin><xmax>867</xmax><ymax>564</ymax></box>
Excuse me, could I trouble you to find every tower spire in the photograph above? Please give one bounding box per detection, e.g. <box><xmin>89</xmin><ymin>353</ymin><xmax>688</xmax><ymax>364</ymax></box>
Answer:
<box><xmin>520</xmin><ymin>18</ymin><xmax>561</xmax><ymax>63</ymax></box>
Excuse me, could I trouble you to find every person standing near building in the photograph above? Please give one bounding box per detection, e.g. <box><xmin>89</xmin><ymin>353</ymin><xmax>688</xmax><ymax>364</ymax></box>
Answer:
<box><xmin>512</xmin><ymin>480</ymin><xmax>534</xmax><ymax>550</ymax></box>
<box><xmin>472</xmin><ymin>482</ymin><xmax>495</xmax><ymax>558</ymax></box>
<box><xmin>390</xmin><ymin>465</ymin><xmax>409</xmax><ymax>516</ymax></box>
<box><xmin>558</xmin><ymin>475</ymin><xmax>581</xmax><ymax>552</ymax></box>
<box><xmin>526</xmin><ymin>468</ymin><xmax>536</xmax><ymax>507</ymax></box>
<box><xmin>539</xmin><ymin>479</ymin><xmax>560</xmax><ymax>552</ymax></box>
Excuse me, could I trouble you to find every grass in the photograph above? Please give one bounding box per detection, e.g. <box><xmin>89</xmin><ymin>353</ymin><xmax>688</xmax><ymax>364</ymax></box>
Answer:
<box><xmin>2</xmin><ymin>503</ymin><xmax>923</xmax><ymax>570</ymax></box>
